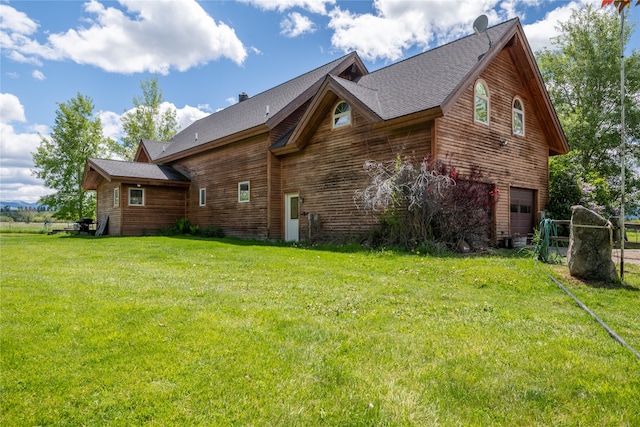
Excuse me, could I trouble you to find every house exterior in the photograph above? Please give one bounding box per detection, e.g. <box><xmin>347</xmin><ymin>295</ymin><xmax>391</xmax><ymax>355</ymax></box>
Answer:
<box><xmin>82</xmin><ymin>18</ymin><xmax>568</xmax><ymax>243</ymax></box>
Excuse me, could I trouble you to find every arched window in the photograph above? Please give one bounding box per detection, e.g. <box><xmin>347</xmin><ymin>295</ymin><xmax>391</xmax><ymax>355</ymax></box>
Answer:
<box><xmin>512</xmin><ymin>97</ymin><xmax>524</xmax><ymax>136</ymax></box>
<box><xmin>474</xmin><ymin>80</ymin><xmax>489</xmax><ymax>125</ymax></box>
<box><xmin>333</xmin><ymin>101</ymin><xmax>351</xmax><ymax>128</ymax></box>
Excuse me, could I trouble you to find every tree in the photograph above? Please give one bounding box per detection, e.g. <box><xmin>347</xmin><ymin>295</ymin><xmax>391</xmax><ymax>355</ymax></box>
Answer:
<box><xmin>32</xmin><ymin>93</ymin><xmax>108</xmax><ymax>221</ymax></box>
<box><xmin>114</xmin><ymin>76</ymin><xmax>179</xmax><ymax>160</ymax></box>
<box><xmin>537</xmin><ymin>5</ymin><xmax>640</xmax><ymax>217</ymax></box>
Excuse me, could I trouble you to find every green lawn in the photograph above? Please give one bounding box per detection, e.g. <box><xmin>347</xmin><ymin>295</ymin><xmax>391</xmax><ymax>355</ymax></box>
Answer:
<box><xmin>1</xmin><ymin>234</ymin><xmax>639</xmax><ymax>426</ymax></box>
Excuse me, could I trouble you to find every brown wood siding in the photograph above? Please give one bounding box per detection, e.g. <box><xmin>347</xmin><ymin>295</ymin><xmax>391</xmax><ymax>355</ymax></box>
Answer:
<box><xmin>121</xmin><ymin>185</ymin><xmax>186</xmax><ymax>236</ymax></box>
<box><xmin>96</xmin><ymin>180</ymin><xmax>122</xmax><ymax>235</ymax></box>
<box><xmin>173</xmin><ymin>135</ymin><xmax>270</xmax><ymax>239</ymax></box>
<box><xmin>270</xmin><ymin>100</ymin><xmax>311</xmax><ymax>144</ymax></box>
<box><xmin>436</xmin><ymin>49</ymin><xmax>550</xmax><ymax>240</ymax></box>
<box><xmin>268</xmin><ymin>153</ymin><xmax>282</xmax><ymax>239</ymax></box>
<box><xmin>280</xmin><ymin>109</ymin><xmax>432</xmax><ymax>242</ymax></box>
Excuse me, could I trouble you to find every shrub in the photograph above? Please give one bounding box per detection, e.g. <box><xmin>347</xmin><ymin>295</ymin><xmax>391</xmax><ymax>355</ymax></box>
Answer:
<box><xmin>200</xmin><ymin>226</ymin><xmax>224</xmax><ymax>238</ymax></box>
<box><xmin>355</xmin><ymin>155</ymin><xmax>496</xmax><ymax>251</ymax></box>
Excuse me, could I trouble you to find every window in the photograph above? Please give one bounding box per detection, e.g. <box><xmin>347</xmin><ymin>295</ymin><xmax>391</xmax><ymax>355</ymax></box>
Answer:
<box><xmin>238</xmin><ymin>181</ymin><xmax>250</xmax><ymax>203</ymax></box>
<box><xmin>512</xmin><ymin>97</ymin><xmax>524</xmax><ymax>136</ymax></box>
<box><xmin>474</xmin><ymin>80</ymin><xmax>489</xmax><ymax>125</ymax></box>
<box><xmin>199</xmin><ymin>188</ymin><xmax>206</xmax><ymax>206</ymax></box>
<box><xmin>114</xmin><ymin>187</ymin><xmax>119</xmax><ymax>207</ymax></box>
<box><xmin>129</xmin><ymin>188</ymin><xmax>144</xmax><ymax>206</ymax></box>
<box><xmin>290</xmin><ymin>196</ymin><xmax>299</xmax><ymax>219</ymax></box>
<box><xmin>332</xmin><ymin>101</ymin><xmax>351</xmax><ymax>128</ymax></box>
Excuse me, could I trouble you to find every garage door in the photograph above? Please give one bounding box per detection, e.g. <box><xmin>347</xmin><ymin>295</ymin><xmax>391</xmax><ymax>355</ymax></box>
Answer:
<box><xmin>510</xmin><ymin>188</ymin><xmax>534</xmax><ymax>237</ymax></box>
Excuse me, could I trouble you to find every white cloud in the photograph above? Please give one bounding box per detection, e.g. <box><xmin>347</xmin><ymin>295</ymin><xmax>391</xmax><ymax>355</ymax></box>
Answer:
<box><xmin>175</xmin><ymin>104</ymin><xmax>209</xmax><ymax>131</ymax></box>
<box><xmin>324</xmin><ymin>0</ymin><xmax>604</xmax><ymax>62</ymax></box>
<box><xmin>1</xmin><ymin>1</ymin><xmax>248</xmax><ymax>74</ymax></box>
<box><xmin>326</xmin><ymin>0</ymin><xmax>510</xmax><ymax>62</ymax></box>
<box><xmin>0</xmin><ymin>93</ymin><xmax>51</xmax><ymax>202</ymax></box>
<box><xmin>0</xmin><ymin>93</ymin><xmax>26</xmax><ymax>123</ymax></box>
<box><xmin>281</xmin><ymin>12</ymin><xmax>317</xmax><ymax>37</ymax></box>
<box><xmin>242</xmin><ymin>0</ymin><xmax>336</xmax><ymax>15</ymax></box>
<box><xmin>0</xmin><ymin>121</ymin><xmax>50</xmax><ymax>203</ymax></box>
<box><xmin>32</xmin><ymin>70</ymin><xmax>46</xmax><ymax>80</ymax></box>
<box><xmin>0</xmin><ymin>4</ymin><xmax>39</xmax><ymax>34</ymax></box>
<box><xmin>98</xmin><ymin>102</ymin><xmax>209</xmax><ymax>142</ymax></box>
<box><xmin>522</xmin><ymin>0</ymin><xmax>595</xmax><ymax>52</ymax></box>
<box><xmin>97</xmin><ymin>110</ymin><xmax>123</xmax><ymax>142</ymax></box>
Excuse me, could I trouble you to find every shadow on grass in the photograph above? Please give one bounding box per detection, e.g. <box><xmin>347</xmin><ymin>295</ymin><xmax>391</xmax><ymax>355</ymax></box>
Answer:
<box><xmin>58</xmin><ymin>232</ymin><xmax>495</xmax><ymax>259</ymax></box>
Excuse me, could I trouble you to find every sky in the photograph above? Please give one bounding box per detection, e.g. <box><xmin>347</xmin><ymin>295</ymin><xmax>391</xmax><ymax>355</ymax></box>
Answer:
<box><xmin>1</xmin><ymin>0</ymin><xmax>639</xmax><ymax>203</ymax></box>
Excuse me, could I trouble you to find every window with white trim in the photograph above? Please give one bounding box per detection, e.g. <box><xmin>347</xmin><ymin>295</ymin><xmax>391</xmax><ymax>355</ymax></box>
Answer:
<box><xmin>512</xmin><ymin>97</ymin><xmax>524</xmax><ymax>136</ymax></box>
<box><xmin>238</xmin><ymin>181</ymin><xmax>250</xmax><ymax>203</ymax></box>
<box><xmin>332</xmin><ymin>101</ymin><xmax>351</xmax><ymax>128</ymax></box>
<box><xmin>199</xmin><ymin>188</ymin><xmax>206</xmax><ymax>206</ymax></box>
<box><xmin>128</xmin><ymin>188</ymin><xmax>144</xmax><ymax>206</ymax></box>
<box><xmin>114</xmin><ymin>187</ymin><xmax>119</xmax><ymax>207</ymax></box>
<box><xmin>474</xmin><ymin>80</ymin><xmax>489</xmax><ymax>125</ymax></box>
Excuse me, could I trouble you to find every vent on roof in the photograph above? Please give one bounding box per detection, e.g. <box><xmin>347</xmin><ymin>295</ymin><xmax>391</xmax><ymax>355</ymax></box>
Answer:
<box><xmin>195</xmin><ymin>132</ymin><xmax>198</xmax><ymax>142</ymax></box>
<box><xmin>239</xmin><ymin>92</ymin><xmax>249</xmax><ymax>102</ymax></box>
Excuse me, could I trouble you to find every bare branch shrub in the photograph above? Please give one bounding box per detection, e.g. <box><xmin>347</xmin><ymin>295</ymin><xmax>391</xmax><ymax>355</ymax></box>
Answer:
<box><xmin>355</xmin><ymin>155</ymin><xmax>497</xmax><ymax>251</ymax></box>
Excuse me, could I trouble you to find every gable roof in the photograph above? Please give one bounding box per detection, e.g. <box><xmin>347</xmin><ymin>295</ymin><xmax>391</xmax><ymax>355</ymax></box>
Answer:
<box><xmin>82</xmin><ymin>158</ymin><xmax>190</xmax><ymax>190</ymax></box>
<box><xmin>276</xmin><ymin>18</ymin><xmax>568</xmax><ymax>156</ymax></box>
<box><xmin>155</xmin><ymin>52</ymin><xmax>367</xmax><ymax>162</ymax></box>
<box><xmin>134</xmin><ymin>139</ymin><xmax>171</xmax><ymax>162</ymax></box>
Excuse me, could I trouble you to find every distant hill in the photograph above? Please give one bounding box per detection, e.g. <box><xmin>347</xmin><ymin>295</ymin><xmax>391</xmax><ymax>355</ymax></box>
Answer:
<box><xmin>0</xmin><ymin>200</ymin><xmax>43</xmax><ymax>210</ymax></box>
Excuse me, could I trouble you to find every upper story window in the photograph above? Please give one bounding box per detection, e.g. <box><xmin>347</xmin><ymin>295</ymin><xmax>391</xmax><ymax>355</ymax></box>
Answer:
<box><xmin>129</xmin><ymin>188</ymin><xmax>144</xmax><ymax>206</ymax></box>
<box><xmin>512</xmin><ymin>97</ymin><xmax>525</xmax><ymax>136</ymax></box>
<box><xmin>332</xmin><ymin>101</ymin><xmax>351</xmax><ymax>128</ymax></box>
<box><xmin>474</xmin><ymin>80</ymin><xmax>489</xmax><ymax>125</ymax></box>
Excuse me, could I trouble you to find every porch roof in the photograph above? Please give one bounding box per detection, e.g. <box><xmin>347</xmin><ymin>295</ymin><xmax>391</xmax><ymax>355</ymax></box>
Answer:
<box><xmin>82</xmin><ymin>158</ymin><xmax>190</xmax><ymax>190</ymax></box>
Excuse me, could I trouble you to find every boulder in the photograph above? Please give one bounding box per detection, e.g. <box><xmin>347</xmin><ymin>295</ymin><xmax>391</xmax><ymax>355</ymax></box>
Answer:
<box><xmin>567</xmin><ymin>206</ymin><xmax>617</xmax><ymax>282</ymax></box>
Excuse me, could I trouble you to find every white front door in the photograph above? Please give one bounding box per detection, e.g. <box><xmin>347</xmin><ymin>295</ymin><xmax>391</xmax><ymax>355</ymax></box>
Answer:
<box><xmin>285</xmin><ymin>193</ymin><xmax>299</xmax><ymax>242</ymax></box>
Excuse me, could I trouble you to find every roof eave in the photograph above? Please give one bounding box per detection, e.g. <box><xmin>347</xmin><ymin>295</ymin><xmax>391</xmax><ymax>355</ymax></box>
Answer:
<box><xmin>157</xmin><ymin>124</ymin><xmax>269</xmax><ymax>162</ymax></box>
<box><xmin>82</xmin><ymin>158</ymin><xmax>112</xmax><ymax>190</ymax></box>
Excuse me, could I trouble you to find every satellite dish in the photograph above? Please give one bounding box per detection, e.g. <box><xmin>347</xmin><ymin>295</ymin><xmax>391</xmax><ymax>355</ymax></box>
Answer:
<box><xmin>473</xmin><ymin>15</ymin><xmax>488</xmax><ymax>35</ymax></box>
<box><xmin>473</xmin><ymin>14</ymin><xmax>492</xmax><ymax>48</ymax></box>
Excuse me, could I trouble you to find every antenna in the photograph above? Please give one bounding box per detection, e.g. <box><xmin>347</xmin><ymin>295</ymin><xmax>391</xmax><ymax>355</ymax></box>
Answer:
<box><xmin>473</xmin><ymin>14</ymin><xmax>492</xmax><ymax>48</ymax></box>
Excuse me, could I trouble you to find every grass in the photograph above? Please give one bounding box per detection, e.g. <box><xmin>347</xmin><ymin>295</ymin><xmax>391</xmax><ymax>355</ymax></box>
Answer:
<box><xmin>1</xmin><ymin>234</ymin><xmax>639</xmax><ymax>426</ymax></box>
<box><xmin>0</xmin><ymin>222</ymin><xmax>69</xmax><ymax>234</ymax></box>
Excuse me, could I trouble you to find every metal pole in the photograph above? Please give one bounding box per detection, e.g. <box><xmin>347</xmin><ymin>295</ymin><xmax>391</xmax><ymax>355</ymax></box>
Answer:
<box><xmin>619</xmin><ymin>9</ymin><xmax>626</xmax><ymax>281</ymax></box>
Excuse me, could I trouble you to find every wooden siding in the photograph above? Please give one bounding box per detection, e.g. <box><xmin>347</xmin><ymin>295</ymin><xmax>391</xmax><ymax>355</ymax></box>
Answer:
<box><xmin>280</xmin><ymin>108</ymin><xmax>432</xmax><ymax>242</ymax></box>
<box><xmin>120</xmin><ymin>185</ymin><xmax>187</xmax><ymax>236</ymax></box>
<box><xmin>96</xmin><ymin>180</ymin><xmax>122</xmax><ymax>235</ymax></box>
<box><xmin>436</xmin><ymin>49</ymin><xmax>550</xmax><ymax>240</ymax></box>
<box><xmin>267</xmin><ymin>153</ymin><xmax>282</xmax><ymax>239</ymax></box>
<box><xmin>270</xmin><ymin>100</ymin><xmax>311</xmax><ymax>144</ymax></box>
<box><xmin>173</xmin><ymin>135</ymin><xmax>270</xmax><ymax>239</ymax></box>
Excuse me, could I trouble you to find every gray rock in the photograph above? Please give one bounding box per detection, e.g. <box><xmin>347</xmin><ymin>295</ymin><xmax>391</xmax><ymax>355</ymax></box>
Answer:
<box><xmin>567</xmin><ymin>206</ymin><xmax>617</xmax><ymax>282</ymax></box>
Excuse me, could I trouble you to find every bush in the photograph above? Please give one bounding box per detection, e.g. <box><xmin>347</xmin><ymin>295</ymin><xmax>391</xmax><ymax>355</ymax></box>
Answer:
<box><xmin>200</xmin><ymin>226</ymin><xmax>224</xmax><ymax>238</ymax></box>
<box><xmin>355</xmin><ymin>155</ymin><xmax>496</xmax><ymax>251</ymax></box>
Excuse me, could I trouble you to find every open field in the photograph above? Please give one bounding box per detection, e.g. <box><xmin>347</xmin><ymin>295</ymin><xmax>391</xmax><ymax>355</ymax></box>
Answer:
<box><xmin>1</xmin><ymin>234</ymin><xmax>639</xmax><ymax>426</ymax></box>
<box><xmin>0</xmin><ymin>222</ymin><xmax>70</xmax><ymax>234</ymax></box>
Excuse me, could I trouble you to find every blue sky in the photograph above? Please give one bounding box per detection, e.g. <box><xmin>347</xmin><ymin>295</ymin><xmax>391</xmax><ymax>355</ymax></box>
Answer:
<box><xmin>1</xmin><ymin>0</ymin><xmax>639</xmax><ymax>203</ymax></box>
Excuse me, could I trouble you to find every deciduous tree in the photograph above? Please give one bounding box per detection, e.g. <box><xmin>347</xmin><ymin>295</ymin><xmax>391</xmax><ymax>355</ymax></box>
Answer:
<box><xmin>32</xmin><ymin>93</ymin><xmax>108</xmax><ymax>220</ymax></box>
<box><xmin>537</xmin><ymin>5</ymin><xmax>640</xmax><ymax>217</ymax></box>
<box><xmin>114</xmin><ymin>77</ymin><xmax>179</xmax><ymax>160</ymax></box>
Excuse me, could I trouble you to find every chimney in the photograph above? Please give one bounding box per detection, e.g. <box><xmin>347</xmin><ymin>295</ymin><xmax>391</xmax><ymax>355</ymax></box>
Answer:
<box><xmin>239</xmin><ymin>92</ymin><xmax>249</xmax><ymax>102</ymax></box>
